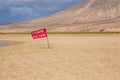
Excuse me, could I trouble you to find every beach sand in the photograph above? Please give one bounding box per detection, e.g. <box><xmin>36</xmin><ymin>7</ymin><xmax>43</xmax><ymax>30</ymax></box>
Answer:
<box><xmin>0</xmin><ymin>34</ymin><xmax>120</xmax><ymax>80</ymax></box>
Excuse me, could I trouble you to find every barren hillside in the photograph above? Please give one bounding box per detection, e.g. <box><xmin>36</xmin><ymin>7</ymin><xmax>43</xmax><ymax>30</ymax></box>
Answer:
<box><xmin>0</xmin><ymin>0</ymin><xmax>120</xmax><ymax>32</ymax></box>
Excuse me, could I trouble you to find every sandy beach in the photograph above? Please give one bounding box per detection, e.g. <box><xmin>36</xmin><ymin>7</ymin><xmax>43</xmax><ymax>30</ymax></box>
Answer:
<box><xmin>0</xmin><ymin>34</ymin><xmax>120</xmax><ymax>80</ymax></box>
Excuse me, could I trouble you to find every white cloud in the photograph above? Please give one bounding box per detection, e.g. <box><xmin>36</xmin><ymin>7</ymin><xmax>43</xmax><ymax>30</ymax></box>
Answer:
<box><xmin>10</xmin><ymin>6</ymin><xmax>33</xmax><ymax>17</ymax></box>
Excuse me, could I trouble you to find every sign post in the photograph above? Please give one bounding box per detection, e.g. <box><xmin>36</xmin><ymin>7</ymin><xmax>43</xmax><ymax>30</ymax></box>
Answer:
<box><xmin>46</xmin><ymin>28</ymin><xmax>50</xmax><ymax>48</ymax></box>
<box><xmin>46</xmin><ymin>35</ymin><xmax>50</xmax><ymax>48</ymax></box>
<box><xmin>31</xmin><ymin>28</ymin><xmax>50</xmax><ymax>48</ymax></box>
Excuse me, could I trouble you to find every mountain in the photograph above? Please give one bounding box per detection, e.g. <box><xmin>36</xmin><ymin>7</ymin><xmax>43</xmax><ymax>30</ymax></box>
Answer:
<box><xmin>0</xmin><ymin>0</ymin><xmax>120</xmax><ymax>33</ymax></box>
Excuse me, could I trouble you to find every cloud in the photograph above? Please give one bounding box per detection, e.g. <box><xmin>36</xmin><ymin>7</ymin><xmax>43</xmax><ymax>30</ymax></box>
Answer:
<box><xmin>0</xmin><ymin>0</ymin><xmax>84</xmax><ymax>24</ymax></box>
<box><xmin>10</xmin><ymin>6</ymin><xmax>33</xmax><ymax>16</ymax></box>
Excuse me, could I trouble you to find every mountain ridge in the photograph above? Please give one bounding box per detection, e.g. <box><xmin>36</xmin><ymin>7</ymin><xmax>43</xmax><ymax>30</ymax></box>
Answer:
<box><xmin>0</xmin><ymin>0</ymin><xmax>120</xmax><ymax>32</ymax></box>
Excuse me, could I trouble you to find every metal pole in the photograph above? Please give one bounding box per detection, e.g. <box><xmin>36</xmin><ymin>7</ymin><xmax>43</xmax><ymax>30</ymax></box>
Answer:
<box><xmin>46</xmin><ymin>36</ymin><xmax>50</xmax><ymax>48</ymax></box>
<box><xmin>45</xmin><ymin>27</ymin><xmax>50</xmax><ymax>48</ymax></box>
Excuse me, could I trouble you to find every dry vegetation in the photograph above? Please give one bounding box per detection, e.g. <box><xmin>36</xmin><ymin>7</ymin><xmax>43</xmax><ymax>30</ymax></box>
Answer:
<box><xmin>0</xmin><ymin>34</ymin><xmax>120</xmax><ymax>80</ymax></box>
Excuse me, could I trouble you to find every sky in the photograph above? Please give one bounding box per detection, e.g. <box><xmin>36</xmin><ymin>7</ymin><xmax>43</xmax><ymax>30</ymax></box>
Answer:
<box><xmin>0</xmin><ymin>0</ymin><xmax>84</xmax><ymax>24</ymax></box>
